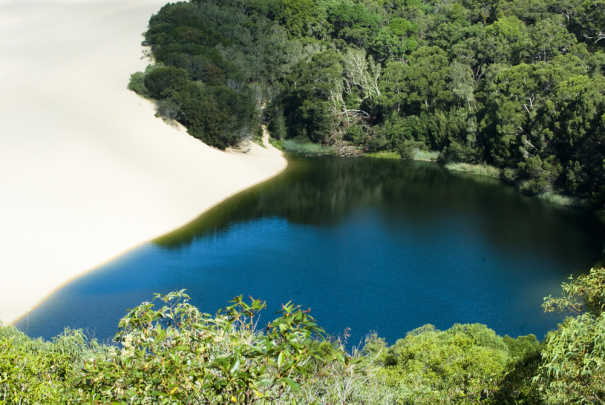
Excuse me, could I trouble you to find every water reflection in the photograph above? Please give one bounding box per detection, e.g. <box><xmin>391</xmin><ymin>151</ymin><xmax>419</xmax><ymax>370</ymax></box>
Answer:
<box><xmin>158</xmin><ymin>156</ymin><xmax>603</xmax><ymax>268</ymax></box>
<box><xmin>19</xmin><ymin>156</ymin><xmax>605</xmax><ymax>345</ymax></box>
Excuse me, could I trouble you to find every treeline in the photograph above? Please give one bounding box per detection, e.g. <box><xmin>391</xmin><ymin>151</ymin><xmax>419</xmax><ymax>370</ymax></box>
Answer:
<box><xmin>1</xmin><ymin>267</ymin><xmax>604</xmax><ymax>403</ymax></box>
<box><xmin>130</xmin><ymin>0</ymin><xmax>605</xmax><ymax>207</ymax></box>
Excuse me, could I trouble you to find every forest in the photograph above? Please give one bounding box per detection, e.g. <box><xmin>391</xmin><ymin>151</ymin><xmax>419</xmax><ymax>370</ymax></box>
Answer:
<box><xmin>129</xmin><ymin>0</ymin><xmax>605</xmax><ymax>209</ymax></box>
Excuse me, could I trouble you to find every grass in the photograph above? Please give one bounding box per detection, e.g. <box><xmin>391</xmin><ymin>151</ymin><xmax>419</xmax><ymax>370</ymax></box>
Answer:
<box><xmin>268</xmin><ymin>137</ymin><xmax>284</xmax><ymax>150</ymax></box>
<box><xmin>538</xmin><ymin>192</ymin><xmax>579</xmax><ymax>208</ymax></box>
<box><xmin>445</xmin><ymin>162</ymin><xmax>501</xmax><ymax>179</ymax></box>
<box><xmin>365</xmin><ymin>151</ymin><xmax>401</xmax><ymax>160</ymax></box>
<box><xmin>412</xmin><ymin>149</ymin><xmax>440</xmax><ymax>162</ymax></box>
<box><xmin>269</xmin><ymin>139</ymin><xmax>440</xmax><ymax>162</ymax></box>
<box><xmin>281</xmin><ymin>137</ymin><xmax>335</xmax><ymax>156</ymax></box>
<box><xmin>444</xmin><ymin>164</ymin><xmax>585</xmax><ymax>210</ymax></box>
<box><xmin>334</xmin><ymin>144</ymin><xmax>593</xmax><ymax>213</ymax></box>
<box><xmin>364</xmin><ymin>149</ymin><xmax>440</xmax><ymax>162</ymax></box>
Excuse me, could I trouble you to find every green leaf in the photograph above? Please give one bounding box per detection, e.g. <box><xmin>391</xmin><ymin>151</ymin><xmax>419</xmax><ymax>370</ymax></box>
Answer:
<box><xmin>230</xmin><ymin>358</ymin><xmax>240</xmax><ymax>375</ymax></box>
<box><xmin>282</xmin><ymin>377</ymin><xmax>300</xmax><ymax>391</ymax></box>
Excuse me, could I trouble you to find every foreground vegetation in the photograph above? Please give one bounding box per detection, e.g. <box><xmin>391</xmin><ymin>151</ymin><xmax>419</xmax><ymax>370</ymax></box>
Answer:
<box><xmin>2</xmin><ymin>267</ymin><xmax>604</xmax><ymax>404</ymax></box>
<box><xmin>130</xmin><ymin>0</ymin><xmax>605</xmax><ymax>209</ymax></box>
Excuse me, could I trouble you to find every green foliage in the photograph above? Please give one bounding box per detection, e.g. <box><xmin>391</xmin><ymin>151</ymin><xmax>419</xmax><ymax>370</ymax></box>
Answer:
<box><xmin>1</xmin><ymin>292</ymin><xmax>349</xmax><ymax>404</ymax></box>
<box><xmin>535</xmin><ymin>313</ymin><xmax>605</xmax><ymax>404</ymax></box>
<box><xmin>281</xmin><ymin>49</ymin><xmax>344</xmax><ymax>143</ymax></box>
<box><xmin>365</xmin><ymin>150</ymin><xmax>400</xmax><ymax>160</ymax></box>
<box><xmin>131</xmin><ymin>0</ymin><xmax>297</xmax><ymax>149</ymax></box>
<box><xmin>71</xmin><ymin>291</ymin><xmax>340</xmax><ymax>403</ymax></box>
<box><xmin>281</xmin><ymin>137</ymin><xmax>335</xmax><ymax>156</ymax></box>
<box><xmin>266</xmin><ymin>105</ymin><xmax>287</xmax><ymax>140</ymax></box>
<box><xmin>0</xmin><ymin>327</ymin><xmax>100</xmax><ymax>404</ymax></box>
<box><xmin>492</xmin><ymin>343</ymin><xmax>544</xmax><ymax>405</ymax></box>
<box><xmin>326</xmin><ymin>0</ymin><xmax>382</xmax><ymax>48</ymax></box>
<box><xmin>445</xmin><ymin>162</ymin><xmax>501</xmax><ymax>179</ymax></box>
<box><xmin>144</xmin><ymin>66</ymin><xmax>189</xmax><ymax>99</ymax></box>
<box><xmin>543</xmin><ymin>267</ymin><xmax>605</xmax><ymax>318</ymax></box>
<box><xmin>535</xmin><ymin>267</ymin><xmax>605</xmax><ymax>404</ymax></box>
<box><xmin>372</xmin><ymin>324</ymin><xmax>540</xmax><ymax>404</ymax></box>
<box><xmin>128</xmin><ymin>71</ymin><xmax>149</xmax><ymax>97</ymax></box>
<box><xmin>131</xmin><ymin>0</ymin><xmax>605</xmax><ymax>208</ymax></box>
<box><xmin>172</xmin><ymin>82</ymin><xmax>257</xmax><ymax>149</ymax></box>
<box><xmin>3</xmin><ymin>265</ymin><xmax>605</xmax><ymax>404</ymax></box>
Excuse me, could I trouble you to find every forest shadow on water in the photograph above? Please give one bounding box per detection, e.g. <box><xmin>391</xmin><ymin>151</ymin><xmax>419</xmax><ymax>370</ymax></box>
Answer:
<box><xmin>19</xmin><ymin>156</ymin><xmax>605</xmax><ymax>347</ymax></box>
<box><xmin>157</xmin><ymin>156</ymin><xmax>603</xmax><ymax>264</ymax></box>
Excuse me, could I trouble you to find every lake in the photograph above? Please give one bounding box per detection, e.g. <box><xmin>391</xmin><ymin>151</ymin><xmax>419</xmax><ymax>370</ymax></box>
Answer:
<box><xmin>18</xmin><ymin>157</ymin><xmax>604</xmax><ymax>346</ymax></box>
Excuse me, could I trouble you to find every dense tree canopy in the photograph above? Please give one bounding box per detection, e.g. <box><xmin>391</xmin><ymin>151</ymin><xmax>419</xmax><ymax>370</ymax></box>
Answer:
<box><xmin>130</xmin><ymin>0</ymin><xmax>605</xmax><ymax>208</ymax></box>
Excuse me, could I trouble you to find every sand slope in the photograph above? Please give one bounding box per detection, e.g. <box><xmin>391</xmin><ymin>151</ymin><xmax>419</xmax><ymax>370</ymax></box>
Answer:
<box><xmin>0</xmin><ymin>1</ymin><xmax>287</xmax><ymax>324</ymax></box>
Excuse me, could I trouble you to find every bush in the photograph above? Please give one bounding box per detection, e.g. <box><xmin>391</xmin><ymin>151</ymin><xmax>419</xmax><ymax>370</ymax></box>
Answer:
<box><xmin>445</xmin><ymin>163</ymin><xmax>501</xmax><ymax>179</ymax></box>
<box><xmin>395</xmin><ymin>139</ymin><xmax>426</xmax><ymax>160</ymax></box>
<box><xmin>144</xmin><ymin>66</ymin><xmax>189</xmax><ymax>99</ymax></box>
<box><xmin>520</xmin><ymin>178</ymin><xmax>550</xmax><ymax>196</ymax></box>
<box><xmin>502</xmin><ymin>168</ymin><xmax>519</xmax><ymax>185</ymax></box>
<box><xmin>372</xmin><ymin>324</ymin><xmax>540</xmax><ymax>404</ymax></box>
<box><xmin>156</xmin><ymin>98</ymin><xmax>180</xmax><ymax>120</ymax></box>
<box><xmin>440</xmin><ymin>140</ymin><xmax>479</xmax><ymax>163</ymax></box>
<box><xmin>0</xmin><ymin>327</ymin><xmax>97</xmax><ymax>403</ymax></box>
<box><xmin>2</xmin><ymin>267</ymin><xmax>604</xmax><ymax>404</ymax></box>
<box><xmin>128</xmin><ymin>71</ymin><xmax>149</xmax><ymax>97</ymax></box>
<box><xmin>345</xmin><ymin>124</ymin><xmax>366</xmax><ymax>145</ymax></box>
<box><xmin>535</xmin><ymin>313</ymin><xmax>605</xmax><ymax>404</ymax></box>
<box><xmin>534</xmin><ymin>267</ymin><xmax>605</xmax><ymax>404</ymax></box>
<box><xmin>0</xmin><ymin>292</ymin><xmax>349</xmax><ymax>404</ymax></box>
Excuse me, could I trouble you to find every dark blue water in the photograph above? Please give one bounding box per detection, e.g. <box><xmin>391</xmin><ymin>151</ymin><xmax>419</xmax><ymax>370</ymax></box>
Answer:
<box><xmin>18</xmin><ymin>157</ymin><xmax>604</xmax><ymax>346</ymax></box>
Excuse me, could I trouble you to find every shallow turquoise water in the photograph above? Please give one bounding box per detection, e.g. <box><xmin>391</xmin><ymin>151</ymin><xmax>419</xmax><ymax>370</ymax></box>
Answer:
<box><xmin>19</xmin><ymin>157</ymin><xmax>604</xmax><ymax>346</ymax></box>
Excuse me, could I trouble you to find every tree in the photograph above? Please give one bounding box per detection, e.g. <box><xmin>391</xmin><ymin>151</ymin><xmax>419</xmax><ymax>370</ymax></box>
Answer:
<box><xmin>370</xmin><ymin>17</ymin><xmax>418</xmax><ymax>62</ymax></box>
<box><xmin>449</xmin><ymin>61</ymin><xmax>476</xmax><ymax>110</ymax></box>
<box><xmin>131</xmin><ymin>0</ymin><xmax>605</xmax><ymax>206</ymax></box>
<box><xmin>563</xmin><ymin>0</ymin><xmax>605</xmax><ymax>49</ymax></box>
<box><xmin>372</xmin><ymin>323</ymin><xmax>540</xmax><ymax>404</ymax></box>
<box><xmin>386</xmin><ymin>46</ymin><xmax>453</xmax><ymax>115</ymax></box>
<box><xmin>482</xmin><ymin>16</ymin><xmax>531</xmax><ymax>65</ymax></box>
<box><xmin>534</xmin><ymin>267</ymin><xmax>605</xmax><ymax>404</ymax></box>
<box><xmin>143</xmin><ymin>66</ymin><xmax>189</xmax><ymax>99</ymax></box>
<box><xmin>529</xmin><ymin>16</ymin><xmax>578</xmax><ymax>62</ymax></box>
<box><xmin>326</xmin><ymin>0</ymin><xmax>382</xmax><ymax>48</ymax></box>
<box><xmin>282</xmin><ymin>50</ymin><xmax>344</xmax><ymax>143</ymax></box>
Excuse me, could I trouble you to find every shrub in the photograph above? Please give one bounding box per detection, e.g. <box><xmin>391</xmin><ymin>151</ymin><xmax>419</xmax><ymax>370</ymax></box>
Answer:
<box><xmin>0</xmin><ymin>327</ymin><xmax>95</xmax><ymax>404</ymax></box>
<box><xmin>502</xmin><ymin>168</ymin><xmax>519</xmax><ymax>185</ymax></box>
<box><xmin>71</xmin><ymin>291</ymin><xmax>347</xmax><ymax>403</ymax></box>
<box><xmin>128</xmin><ymin>71</ymin><xmax>149</xmax><ymax>97</ymax></box>
<box><xmin>144</xmin><ymin>66</ymin><xmax>189</xmax><ymax>100</ymax></box>
<box><xmin>535</xmin><ymin>313</ymin><xmax>605</xmax><ymax>404</ymax></box>
<box><xmin>520</xmin><ymin>178</ymin><xmax>550</xmax><ymax>196</ymax></box>
<box><xmin>2</xmin><ymin>268</ymin><xmax>603</xmax><ymax>405</ymax></box>
<box><xmin>534</xmin><ymin>267</ymin><xmax>605</xmax><ymax>404</ymax></box>
<box><xmin>372</xmin><ymin>324</ymin><xmax>539</xmax><ymax>404</ymax></box>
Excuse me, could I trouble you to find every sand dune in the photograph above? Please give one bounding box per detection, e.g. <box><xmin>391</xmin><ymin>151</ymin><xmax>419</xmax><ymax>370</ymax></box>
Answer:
<box><xmin>0</xmin><ymin>1</ymin><xmax>287</xmax><ymax>324</ymax></box>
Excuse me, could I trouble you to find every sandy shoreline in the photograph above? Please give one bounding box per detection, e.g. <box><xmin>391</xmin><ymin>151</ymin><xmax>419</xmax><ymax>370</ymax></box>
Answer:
<box><xmin>0</xmin><ymin>1</ymin><xmax>286</xmax><ymax>325</ymax></box>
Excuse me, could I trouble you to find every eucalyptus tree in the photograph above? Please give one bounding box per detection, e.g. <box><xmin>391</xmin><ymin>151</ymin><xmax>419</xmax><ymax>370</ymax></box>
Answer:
<box><xmin>535</xmin><ymin>267</ymin><xmax>605</xmax><ymax>404</ymax></box>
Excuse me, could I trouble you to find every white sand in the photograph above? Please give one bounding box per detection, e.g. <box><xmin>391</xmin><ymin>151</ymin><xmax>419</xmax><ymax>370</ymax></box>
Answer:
<box><xmin>0</xmin><ymin>0</ymin><xmax>287</xmax><ymax>324</ymax></box>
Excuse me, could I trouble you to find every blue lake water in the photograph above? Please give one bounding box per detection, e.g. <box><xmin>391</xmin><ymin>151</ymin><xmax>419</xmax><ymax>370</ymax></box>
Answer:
<box><xmin>18</xmin><ymin>157</ymin><xmax>604</xmax><ymax>346</ymax></box>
